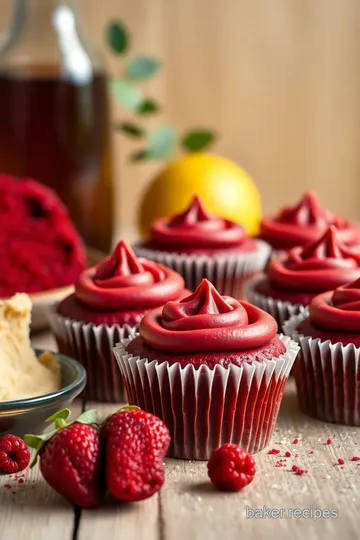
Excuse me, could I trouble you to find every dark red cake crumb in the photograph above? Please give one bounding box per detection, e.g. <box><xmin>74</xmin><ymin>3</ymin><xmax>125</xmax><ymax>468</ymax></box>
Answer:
<box><xmin>285</xmin><ymin>451</ymin><xmax>291</xmax><ymax>458</ymax></box>
<box><xmin>292</xmin><ymin>465</ymin><xmax>308</xmax><ymax>476</ymax></box>
<box><xmin>275</xmin><ymin>460</ymin><xmax>287</xmax><ymax>468</ymax></box>
<box><xmin>309</xmin><ymin>450</ymin><xmax>314</xmax><ymax>455</ymax></box>
<box><xmin>338</xmin><ymin>458</ymin><xmax>345</xmax><ymax>465</ymax></box>
<box><xmin>292</xmin><ymin>438</ymin><xmax>299</xmax><ymax>444</ymax></box>
<box><xmin>268</xmin><ymin>448</ymin><xmax>281</xmax><ymax>455</ymax></box>
<box><xmin>326</xmin><ymin>438</ymin><xmax>332</xmax><ymax>445</ymax></box>
<box><xmin>351</xmin><ymin>456</ymin><xmax>360</xmax><ymax>461</ymax></box>
<box><xmin>0</xmin><ymin>175</ymin><xmax>86</xmax><ymax>296</ymax></box>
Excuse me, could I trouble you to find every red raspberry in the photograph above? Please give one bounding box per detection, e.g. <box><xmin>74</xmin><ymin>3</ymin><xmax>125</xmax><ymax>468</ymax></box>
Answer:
<box><xmin>207</xmin><ymin>444</ymin><xmax>256</xmax><ymax>491</ymax></box>
<box><xmin>0</xmin><ymin>435</ymin><xmax>30</xmax><ymax>474</ymax></box>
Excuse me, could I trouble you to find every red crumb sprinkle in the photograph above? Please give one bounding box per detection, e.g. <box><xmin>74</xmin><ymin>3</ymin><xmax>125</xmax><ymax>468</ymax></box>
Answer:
<box><xmin>4</xmin><ymin>484</ymin><xmax>11</xmax><ymax>489</ymax></box>
<box><xmin>292</xmin><ymin>438</ymin><xmax>299</xmax><ymax>444</ymax></box>
<box><xmin>275</xmin><ymin>460</ymin><xmax>287</xmax><ymax>468</ymax></box>
<box><xmin>292</xmin><ymin>465</ymin><xmax>308</xmax><ymax>475</ymax></box>
<box><xmin>327</xmin><ymin>438</ymin><xmax>332</xmax><ymax>445</ymax></box>
<box><xmin>18</xmin><ymin>478</ymin><xmax>24</xmax><ymax>484</ymax></box>
<box><xmin>309</xmin><ymin>450</ymin><xmax>314</xmax><ymax>455</ymax></box>
<box><xmin>351</xmin><ymin>456</ymin><xmax>360</xmax><ymax>461</ymax></box>
<box><xmin>338</xmin><ymin>458</ymin><xmax>345</xmax><ymax>465</ymax></box>
<box><xmin>268</xmin><ymin>448</ymin><xmax>281</xmax><ymax>455</ymax></box>
<box><xmin>285</xmin><ymin>451</ymin><xmax>291</xmax><ymax>458</ymax></box>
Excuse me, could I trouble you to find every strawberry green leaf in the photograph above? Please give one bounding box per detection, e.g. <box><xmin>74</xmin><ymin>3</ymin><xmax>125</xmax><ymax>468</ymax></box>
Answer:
<box><xmin>115</xmin><ymin>122</ymin><xmax>145</xmax><ymax>138</ymax></box>
<box><xmin>45</xmin><ymin>408</ymin><xmax>71</xmax><ymax>423</ymax></box>
<box><xmin>136</xmin><ymin>98</ymin><xmax>161</xmax><ymax>115</ymax></box>
<box><xmin>75</xmin><ymin>410</ymin><xmax>98</xmax><ymax>425</ymax></box>
<box><xmin>110</xmin><ymin>78</ymin><xmax>143</xmax><ymax>111</ymax></box>
<box><xmin>126</xmin><ymin>57</ymin><xmax>161</xmax><ymax>81</ymax></box>
<box><xmin>24</xmin><ymin>429</ymin><xmax>59</xmax><ymax>467</ymax></box>
<box><xmin>107</xmin><ymin>21</ymin><xmax>129</xmax><ymax>54</ymax></box>
<box><xmin>181</xmin><ymin>130</ymin><xmax>216</xmax><ymax>152</ymax></box>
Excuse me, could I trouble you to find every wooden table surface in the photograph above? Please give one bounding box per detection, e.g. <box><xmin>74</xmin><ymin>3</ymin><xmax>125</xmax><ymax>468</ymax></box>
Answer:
<box><xmin>1</xmin><ymin>331</ymin><xmax>360</xmax><ymax>540</ymax></box>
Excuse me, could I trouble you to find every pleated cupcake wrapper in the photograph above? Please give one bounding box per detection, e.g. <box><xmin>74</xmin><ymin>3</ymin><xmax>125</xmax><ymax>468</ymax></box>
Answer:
<box><xmin>284</xmin><ymin>313</ymin><xmax>360</xmax><ymax>426</ymax></box>
<box><xmin>48</xmin><ymin>310</ymin><xmax>138</xmax><ymax>403</ymax></box>
<box><xmin>245</xmin><ymin>275</ymin><xmax>307</xmax><ymax>330</ymax></box>
<box><xmin>113</xmin><ymin>335</ymin><xmax>299</xmax><ymax>460</ymax></box>
<box><xmin>133</xmin><ymin>240</ymin><xmax>271</xmax><ymax>299</ymax></box>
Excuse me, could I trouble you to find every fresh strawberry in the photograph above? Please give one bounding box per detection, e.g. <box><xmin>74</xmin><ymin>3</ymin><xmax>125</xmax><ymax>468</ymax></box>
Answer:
<box><xmin>102</xmin><ymin>407</ymin><xmax>170</xmax><ymax>502</ymax></box>
<box><xmin>0</xmin><ymin>434</ymin><xmax>30</xmax><ymax>474</ymax></box>
<box><xmin>25</xmin><ymin>409</ymin><xmax>103</xmax><ymax>508</ymax></box>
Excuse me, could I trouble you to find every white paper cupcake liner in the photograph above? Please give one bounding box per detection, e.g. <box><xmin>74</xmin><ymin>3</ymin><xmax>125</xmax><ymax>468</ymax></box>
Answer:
<box><xmin>113</xmin><ymin>335</ymin><xmax>299</xmax><ymax>460</ymax></box>
<box><xmin>49</xmin><ymin>309</ymin><xmax>138</xmax><ymax>403</ymax></box>
<box><xmin>245</xmin><ymin>275</ymin><xmax>307</xmax><ymax>330</ymax></box>
<box><xmin>284</xmin><ymin>313</ymin><xmax>360</xmax><ymax>425</ymax></box>
<box><xmin>133</xmin><ymin>240</ymin><xmax>271</xmax><ymax>299</ymax></box>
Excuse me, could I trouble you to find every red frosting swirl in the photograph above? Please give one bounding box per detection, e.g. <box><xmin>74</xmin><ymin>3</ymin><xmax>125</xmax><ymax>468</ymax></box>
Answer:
<box><xmin>139</xmin><ymin>279</ymin><xmax>277</xmax><ymax>352</ymax></box>
<box><xmin>309</xmin><ymin>278</ymin><xmax>360</xmax><ymax>332</ymax></box>
<box><xmin>76</xmin><ymin>240</ymin><xmax>184</xmax><ymax>310</ymax></box>
<box><xmin>268</xmin><ymin>226</ymin><xmax>360</xmax><ymax>292</ymax></box>
<box><xmin>260</xmin><ymin>192</ymin><xmax>359</xmax><ymax>249</ymax></box>
<box><xmin>150</xmin><ymin>195</ymin><xmax>249</xmax><ymax>250</ymax></box>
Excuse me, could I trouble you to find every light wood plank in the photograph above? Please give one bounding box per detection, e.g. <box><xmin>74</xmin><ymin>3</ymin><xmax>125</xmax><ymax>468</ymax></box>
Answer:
<box><xmin>160</xmin><ymin>379</ymin><xmax>360</xmax><ymax>540</ymax></box>
<box><xmin>77</xmin><ymin>403</ymin><xmax>160</xmax><ymax>540</ymax></box>
<box><xmin>0</xmin><ymin>402</ymin><xmax>82</xmax><ymax>540</ymax></box>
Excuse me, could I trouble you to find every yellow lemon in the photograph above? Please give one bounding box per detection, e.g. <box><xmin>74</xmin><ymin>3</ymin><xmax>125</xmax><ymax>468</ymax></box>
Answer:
<box><xmin>138</xmin><ymin>153</ymin><xmax>262</xmax><ymax>238</ymax></box>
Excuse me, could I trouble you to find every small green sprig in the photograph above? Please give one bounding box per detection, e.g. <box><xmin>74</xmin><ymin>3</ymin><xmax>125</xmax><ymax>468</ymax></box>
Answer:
<box><xmin>106</xmin><ymin>21</ymin><xmax>216</xmax><ymax>162</ymax></box>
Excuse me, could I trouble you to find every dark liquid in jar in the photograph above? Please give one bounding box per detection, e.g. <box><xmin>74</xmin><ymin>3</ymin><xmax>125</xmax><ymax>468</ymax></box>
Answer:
<box><xmin>0</xmin><ymin>71</ymin><xmax>113</xmax><ymax>252</ymax></box>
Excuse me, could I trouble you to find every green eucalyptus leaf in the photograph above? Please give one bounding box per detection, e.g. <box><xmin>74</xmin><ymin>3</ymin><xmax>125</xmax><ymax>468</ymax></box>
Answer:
<box><xmin>107</xmin><ymin>21</ymin><xmax>129</xmax><ymax>54</ymax></box>
<box><xmin>110</xmin><ymin>78</ymin><xmax>143</xmax><ymax>110</ymax></box>
<box><xmin>147</xmin><ymin>125</ymin><xmax>178</xmax><ymax>160</ymax></box>
<box><xmin>45</xmin><ymin>408</ymin><xmax>71</xmax><ymax>423</ymax></box>
<box><xmin>182</xmin><ymin>130</ymin><xmax>216</xmax><ymax>152</ymax></box>
<box><xmin>136</xmin><ymin>98</ymin><xmax>161</xmax><ymax>115</ymax></box>
<box><xmin>116</xmin><ymin>122</ymin><xmax>145</xmax><ymax>138</ymax></box>
<box><xmin>126</xmin><ymin>56</ymin><xmax>161</xmax><ymax>80</ymax></box>
<box><xmin>130</xmin><ymin>149</ymin><xmax>149</xmax><ymax>162</ymax></box>
<box><xmin>75</xmin><ymin>409</ymin><xmax>98</xmax><ymax>425</ymax></box>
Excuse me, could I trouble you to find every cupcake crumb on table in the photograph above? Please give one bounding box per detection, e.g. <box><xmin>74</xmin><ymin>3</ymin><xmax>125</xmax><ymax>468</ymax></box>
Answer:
<box><xmin>49</xmin><ymin>240</ymin><xmax>187</xmax><ymax>402</ymax></box>
<box><xmin>246</xmin><ymin>225</ymin><xmax>360</xmax><ymax>327</ymax></box>
<box><xmin>259</xmin><ymin>191</ymin><xmax>360</xmax><ymax>252</ymax></box>
<box><xmin>114</xmin><ymin>278</ymin><xmax>299</xmax><ymax>460</ymax></box>
<box><xmin>283</xmin><ymin>277</ymin><xmax>360</xmax><ymax>425</ymax></box>
<box><xmin>133</xmin><ymin>194</ymin><xmax>271</xmax><ymax>300</ymax></box>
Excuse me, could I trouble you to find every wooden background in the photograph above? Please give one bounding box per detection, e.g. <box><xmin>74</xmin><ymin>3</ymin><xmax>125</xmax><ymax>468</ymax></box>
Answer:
<box><xmin>1</xmin><ymin>0</ymin><xmax>360</xmax><ymax>232</ymax></box>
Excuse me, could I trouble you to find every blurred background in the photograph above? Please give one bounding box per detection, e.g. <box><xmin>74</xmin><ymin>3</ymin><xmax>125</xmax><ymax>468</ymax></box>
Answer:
<box><xmin>1</xmin><ymin>0</ymin><xmax>360</xmax><ymax>236</ymax></box>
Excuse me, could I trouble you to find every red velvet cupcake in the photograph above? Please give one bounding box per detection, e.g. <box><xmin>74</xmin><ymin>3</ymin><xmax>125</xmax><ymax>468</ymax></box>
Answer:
<box><xmin>114</xmin><ymin>279</ymin><xmax>299</xmax><ymax>459</ymax></box>
<box><xmin>260</xmin><ymin>191</ymin><xmax>360</xmax><ymax>252</ymax></box>
<box><xmin>246</xmin><ymin>225</ymin><xmax>360</xmax><ymax>327</ymax></box>
<box><xmin>49</xmin><ymin>240</ymin><xmax>186</xmax><ymax>402</ymax></box>
<box><xmin>284</xmin><ymin>278</ymin><xmax>360</xmax><ymax>425</ymax></box>
<box><xmin>134</xmin><ymin>195</ymin><xmax>270</xmax><ymax>299</ymax></box>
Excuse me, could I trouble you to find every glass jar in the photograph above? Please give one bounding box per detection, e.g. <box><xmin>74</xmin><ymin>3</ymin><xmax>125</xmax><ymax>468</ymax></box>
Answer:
<box><xmin>0</xmin><ymin>0</ymin><xmax>114</xmax><ymax>252</ymax></box>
